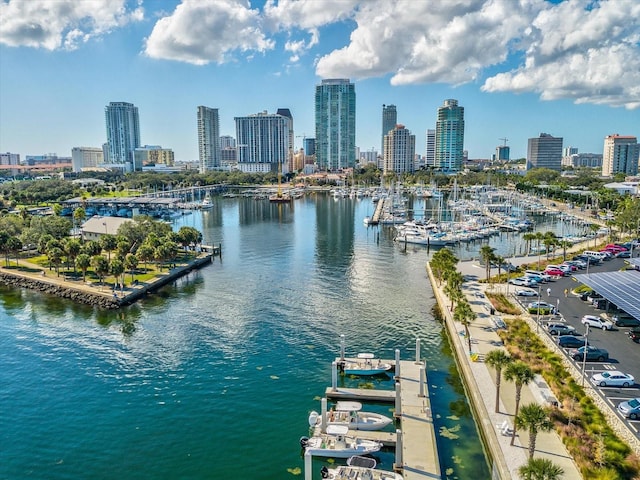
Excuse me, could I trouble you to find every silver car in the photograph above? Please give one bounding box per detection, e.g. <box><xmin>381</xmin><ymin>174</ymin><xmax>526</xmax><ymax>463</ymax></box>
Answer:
<box><xmin>617</xmin><ymin>398</ymin><xmax>640</xmax><ymax>420</ymax></box>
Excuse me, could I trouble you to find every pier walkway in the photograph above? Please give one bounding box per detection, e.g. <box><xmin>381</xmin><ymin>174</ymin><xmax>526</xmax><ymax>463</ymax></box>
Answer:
<box><xmin>325</xmin><ymin>358</ymin><xmax>441</xmax><ymax>479</ymax></box>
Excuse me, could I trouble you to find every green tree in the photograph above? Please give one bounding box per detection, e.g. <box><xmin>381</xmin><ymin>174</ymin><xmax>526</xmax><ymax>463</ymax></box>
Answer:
<box><xmin>64</xmin><ymin>238</ymin><xmax>81</xmax><ymax>272</ymax></box>
<box><xmin>518</xmin><ymin>457</ymin><xmax>564</xmax><ymax>480</ymax></box>
<box><xmin>154</xmin><ymin>244</ymin><xmax>171</xmax><ymax>271</ymax></box>
<box><xmin>73</xmin><ymin>207</ymin><xmax>86</xmax><ymax>228</ymax></box>
<box><xmin>522</xmin><ymin>232</ymin><xmax>536</xmax><ymax>256</ymax></box>
<box><xmin>48</xmin><ymin>247</ymin><xmax>64</xmax><ymax>276</ymax></box>
<box><xmin>177</xmin><ymin>226</ymin><xmax>202</xmax><ymax>250</ymax></box>
<box><xmin>75</xmin><ymin>253</ymin><xmax>91</xmax><ymax>282</ymax></box>
<box><xmin>485</xmin><ymin>349</ymin><xmax>513</xmax><ymax>413</ymax></box>
<box><xmin>453</xmin><ymin>300</ymin><xmax>476</xmax><ymax>353</ymax></box>
<box><xmin>557</xmin><ymin>240</ymin><xmax>572</xmax><ymax>262</ymax></box>
<box><xmin>534</xmin><ymin>232</ymin><xmax>545</xmax><ymax>269</ymax></box>
<box><xmin>137</xmin><ymin>244</ymin><xmax>155</xmax><ymax>271</ymax></box>
<box><xmin>100</xmin><ymin>234</ymin><xmax>117</xmax><ymax>261</ymax></box>
<box><xmin>124</xmin><ymin>253</ymin><xmax>138</xmax><ymax>282</ymax></box>
<box><xmin>480</xmin><ymin>245</ymin><xmax>496</xmax><ymax>282</ymax></box>
<box><xmin>504</xmin><ymin>361</ymin><xmax>535</xmax><ymax>446</ymax></box>
<box><xmin>515</xmin><ymin>403</ymin><xmax>554</xmax><ymax>459</ymax></box>
<box><xmin>6</xmin><ymin>236</ymin><xmax>22</xmax><ymax>266</ymax></box>
<box><xmin>110</xmin><ymin>257</ymin><xmax>125</xmax><ymax>288</ymax></box>
<box><xmin>90</xmin><ymin>255</ymin><xmax>109</xmax><ymax>287</ymax></box>
<box><xmin>429</xmin><ymin>248</ymin><xmax>458</xmax><ymax>286</ymax></box>
<box><xmin>52</xmin><ymin>203</ymin><xmax>62</xmax><ymax>216</ymax></box>
<box><xmin>444</xmin><ymin>270</ymin><xmax>464</xmax><ymax>310</ymax></box>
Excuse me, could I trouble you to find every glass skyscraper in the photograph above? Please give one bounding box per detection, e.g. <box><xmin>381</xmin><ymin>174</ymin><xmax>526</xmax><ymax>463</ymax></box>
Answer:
<box><xmin>197</xmin><ymin>106</ymin><xmax>220</xmax><ymax>173</ymax></box>
<box><xmin>234</xmin><ymin>111</ymin><xmax>292</xmax><ymax>173</ymax></box>
<box><xmin>435</xmin><ymin>99</ymin><xmax>464</xmax><ymax>173</ymax></box>
<box><xmin>527</xmin><ymin>133</ymin><xmax>563</xmax><ymax>171</ymax></box>
<box><xmin>314</xmin><ymin>79</ymin><xmax>356</xmax><ymax>171</ymax></box>
<box><xmin>381</xmin><ymin>104</ymin><xmax>397</xmax><ymax>154</ymax></box>
<box><xmin>105</xmin><ymin>102</ymin><xmax>140</xmax><ymax>172</ymax></box>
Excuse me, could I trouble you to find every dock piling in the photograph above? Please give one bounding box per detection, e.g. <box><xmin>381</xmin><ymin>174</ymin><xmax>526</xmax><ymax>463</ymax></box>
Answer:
<box><xmin>395</xmin><ymin>382</ymin><xmax>402</xmax><ymax>418</ymax></box>
<box><xmin>395</xmin><ymin>428</ymin><xmax>403</xmax><ymax>469</ymax></box>
<box><xmin>419</xmin><ymin>367</ymin><xmax>426</xmax><ymax>397</ymax></box>
<box><xmin>331</xmin><ymin>361</ymin><xmax>337</xmax><ymax>391</ymax></box>
<box><xmin>394</xmin><ymin>349</ymin><xmax>400</xmax><ymax>380</ymax></box>
<box><xmin>415</xmin><ymin>338</ymin><xmax>421</xmax><ymax>364</ymax></box>
<box><xmin>340</xmin><ymin>334</ymin><xmax>345</xmax><ymax>360</ymax></box>
<box><xmin>320</xmin><ymin>397</ymin><xmax>327</xmax><ymax>433</ymax></box>
<box><xmin>304</xmin><ymin>451</ymin><xmax>312</xmax><ymax>480</ymax></box>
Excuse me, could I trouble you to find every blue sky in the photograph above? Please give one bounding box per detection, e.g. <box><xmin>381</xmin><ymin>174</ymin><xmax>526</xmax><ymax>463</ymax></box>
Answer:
<box><xmin>1</xmin><ymin>0</ymin><xmax>638</xmax><ymax>162</ymax></box>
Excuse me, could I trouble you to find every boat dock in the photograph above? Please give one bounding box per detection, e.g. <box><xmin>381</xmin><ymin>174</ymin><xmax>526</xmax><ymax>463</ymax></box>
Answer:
<box><xmin>321</xmin><ymin>347</ymin><xmax>441</xmax><ymax>480</ymax></box>
<box><xmin>368</xmin><ymin>197</ymin><xmax>386</xmax><ymax>225</ymax></box>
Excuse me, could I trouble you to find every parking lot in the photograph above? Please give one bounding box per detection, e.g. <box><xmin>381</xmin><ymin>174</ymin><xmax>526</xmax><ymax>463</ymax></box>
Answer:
<box><xmin>513</xmin><ymin>257</ymin><xmax>640</xmax><ymax>438</ymax></box>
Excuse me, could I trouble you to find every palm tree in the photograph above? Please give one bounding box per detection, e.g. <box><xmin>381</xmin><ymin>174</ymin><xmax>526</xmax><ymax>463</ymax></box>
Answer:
<box><xmin>534</xmin><ymin>232</ymin><xmax>545</xmax><ymax>269</ymax></box>
<box><xmin>480</xmin><ymin>245</ymin><xmax>496</xmax><ymax>282</ymax></box>
<box><xmin>504</xmin><ymin>361</ymin><xmax>535</xmax><ymax>446</ymax></box>
<box><xmin>100</xmin><ymin>234</ymin><xmax>117</xmax><ymax>262</ymax></box>
<box><xmin>485</xmin><ymin>349</ymin><xmax>512</xmax><ymax>413</ymax></box>
<box><xmin>557</xmin><ymin>240</ymin><xmax>572</xmax><ymax>262</ymax></box>
<box><xmin>515</xmin><ymin>403</ymin><xmax>554</xmax><ymax>459</ymax></box>
<box><xmin>75</xmin><ymin>253</ymin><xmax>91</xmax><ymax>282</ymax></box>
<box><xmin>589</xmin><ymin>223</ymin><xmax>600</xmax><ymax>248</ymax></box>
<box><xmin>444</xmin><ymin>270</ymin><xmax>464</xmax><ymax>310</ymax></box>
<box><xmin>124</xmin><ymin>253</ymin><xmax>138</xmax><ymax>283</ymax></box>
<box><xmin>523</xmin><ymin>233</ymin><xmax>536</xmax><ymax>256</ymax></box>
<box><xmin>518</xmin><ymin>457</ymin><xmax>564</xmax><ymax>480</ymax></box>
<box><xmin>454</xmin><ymin>301</ymin><xmax>475</xmax><ymax>353</ymax></box>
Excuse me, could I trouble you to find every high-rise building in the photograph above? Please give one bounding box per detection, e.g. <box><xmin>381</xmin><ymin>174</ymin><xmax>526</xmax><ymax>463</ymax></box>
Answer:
<box><xmin>134</xmin><ymin>145</ymin><xmax>174</xmax><ymax>170</ymax></box>
<box><xmin>303</xmin><ymin>137</ymin><xmax>316</xmax><ymax>156</ymax></box>
<box><xmin>602</xmin><ymin>134</ymin><xmax>639</xmax><ymax>176</ymax></box>
<box><xmin>495</xmin><ymin>145</ymin><xmax>510</xmax><ymax>162</ymax></box>
<box><xmin>435</xmin><ymin>99</ymin><xmax>464</xmax><ymax>172</ymax></box>
<box><xmin>197</xmin><ymin>106</ymin><xmax>221</xmax><ymax>172</ymax></box>
<box><xmin>315</xmin><ymin>79</ymin><xmax>356</xmax><ymax>171</ymax></box>
<box><xmin>220</xmin><ymin>135</ymin><xmax>236</xmax><ymax>149</ymax></box>
<box><xmin>563</xmin><ymin>146</ymin><xmax>578</xmax><ymax>157</ymax></box>
<box><xmin>382</xmin><ymin>104</ymin><xmax>397</xmax><ymax>154</ymax></box>
<box><xmin>234</xmin><ymin>110</ymin><xmax>292</xmax><ymax>173</ymax></box>
<box><xmin>425</xmin><ymin>129</ymin><xmax>435</xmax><ymax>167</ymax></box>
<box><xmin>383</xmin><ymin>124</ymin><xmax>415</xmax><ymax>174</ymax></box>
<box><xmin>71</xmin><ymin>147</ymin><xmax>103</xmax><ymax>172</ymax></box>
<box><xmin>0</xmin><ymin>152</ymin><xmax>20</xmax><ymax>166</ymax></box>
<box><xmin>527</xmin><ymin>133</ymin><xmax>563</xmax><ymax>171</ymax></box>
<box><xmin>105</xmin><ymin>102</ymin><xmax>140</xmax><ymax>172</ymax></box>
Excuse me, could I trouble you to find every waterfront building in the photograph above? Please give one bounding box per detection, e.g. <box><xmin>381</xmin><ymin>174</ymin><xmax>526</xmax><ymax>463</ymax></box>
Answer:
<box><xmin>563</xmin><ymin>146</ymin><xmax>578</xmax><ymax>157</ymax></box>
<box><xmin>221</xmin><ymin>147</ymin><xmax>237</xmax><ymax>163</ymax></box>
<box><xmin>0</xmin><ymin>152</ymin><xmax>20</xmax><ymax>176</ymax></box>
<box><xmin>315</xmin><ymin>79</ymin><xmax>356</xmax><ymax>171</ymax></box>
<box><xmin>602</xmin><ymin>134</ymin><xmax>639</xmax><ymax>176</ymax></box>
<box><xmin>276</xmin><ymin>108</ymin><xmax>295</xmax><ymax>172</ymax></box>
<box><xmin>105</xmin><ymin>102</ymin><xmax>140</xmax><ymax>172</ymax></box>
<box><xmin>234</xmin><ymin>110</ymin><xmax>292</xmax><ymax>174</ymax></box>
<box><xmin>134</xmin><ymin>145</ymin><xmax>175</xmax><ymax>170</ymax></box>
<box><xmin>382</xmin><ymin>104</ymin><xmax>397</xmax><ymax>154</ymax></box>
<box><xmin>71</xmin><ymin>147</ymin><xmax>104</xmax><ymax>172</ymax></box>
<box><xmin>197</xmin><ymin>106</ymin><xmax>221</xmax><ymax>173</ymax></box>
<box><xmin>527</xmin><ymin>133</ymin><xmax>563</xmax><ymax>171</ymax></box>
<box><xmin>303</xmin><ymin>137</ymin><xmax>316</xmax><ymax>156</ymax></box>
<box><xmin>219</xmin><ymin>135</ymin><xmax>236</xmax><ymax>149</ymax></box>
<box><xmin>383</xmin><ymin>124</ymin><xmax>415</xmax><ymax>174</ymax></box>
<box><xmin>435</xmin><ymin>99</ymin><xmax>464</xmax><ymax>173</ymax></box>
<box><xmin>425</xmin><ymin>129</ymin><xmax>435</xmax><ymax>167</ymax></box>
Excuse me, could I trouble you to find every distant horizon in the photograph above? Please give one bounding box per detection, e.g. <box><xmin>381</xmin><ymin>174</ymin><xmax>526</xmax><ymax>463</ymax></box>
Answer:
<box><xmin>1</xmin><ymin>0</ymin><xmax>638</xmax><ymax>162</ymax></box>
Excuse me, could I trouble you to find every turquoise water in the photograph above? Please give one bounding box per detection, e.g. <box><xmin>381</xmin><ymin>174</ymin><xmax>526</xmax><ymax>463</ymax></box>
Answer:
<box><xmin>1</xmin><ymin>195</ymin><xmax>489</xmax><ymax>479</ymax></box>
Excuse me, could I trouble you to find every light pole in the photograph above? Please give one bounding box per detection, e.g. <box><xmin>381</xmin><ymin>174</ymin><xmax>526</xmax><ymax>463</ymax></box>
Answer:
<box><xmin>581</xmin><ymin>324</ymin><xmax>590</xmax><ymax>387</ymax></box>
<box><xmin>536</xmin><ymin>284</ymin><xmax>542</xmax><ymax>333</ymax></box>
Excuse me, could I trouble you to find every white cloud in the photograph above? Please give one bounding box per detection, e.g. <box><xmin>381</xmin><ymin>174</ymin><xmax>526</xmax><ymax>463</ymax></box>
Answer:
<box><xmin>144</xmin><ymin>0</ymin><xmax>274</xmax><ymax>65</ymax></box>
<box><xmin>0</xmin><ymin>0</ymin><xmax>143</xmax><ymax>50</ymax></box>
<box><xmin>263</xmin><ymin>0</ymin><xmax>357</xmax><ymax>30</ymax></box>
<box><xmin>482</xmin><ymin>0</ymin><xmax>640</xmax><ymax>109</ymax></box>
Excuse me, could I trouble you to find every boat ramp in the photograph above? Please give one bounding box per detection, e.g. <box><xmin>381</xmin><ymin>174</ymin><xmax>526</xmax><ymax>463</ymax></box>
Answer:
<box><xmin>308</xmin><ymin>339</ymin><xmax>440</xmax><ymax>480</ymax></box>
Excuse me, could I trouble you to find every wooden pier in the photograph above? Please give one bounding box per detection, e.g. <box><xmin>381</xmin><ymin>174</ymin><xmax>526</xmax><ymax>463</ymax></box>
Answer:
<box><xmin>323</xmin><ymin>356</ymin><xmax>441</xmax><ymax>479</ymax></box>
<box><xmin>369</xmin><ymin>197</ymin><xmax>386</xmax><ymax>225</ymax></box>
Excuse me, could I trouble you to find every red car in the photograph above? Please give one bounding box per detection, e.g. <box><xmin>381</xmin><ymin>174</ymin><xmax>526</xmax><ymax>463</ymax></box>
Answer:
<box><xmin>544</xmin><ymin>267</ymin><xmax>564</xmax><ymax>276</ymax></box>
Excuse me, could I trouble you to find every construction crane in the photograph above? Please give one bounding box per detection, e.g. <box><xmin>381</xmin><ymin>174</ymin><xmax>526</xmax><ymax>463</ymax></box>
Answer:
<box><xmin>499</xmin><ymin>137</ymin><xmax>508</xmax><ymax>146</ymax></box>
<box><xmin>296</xmin><ymin>133</ymin><xmax>306</xmax><ymax>151</ymax></box>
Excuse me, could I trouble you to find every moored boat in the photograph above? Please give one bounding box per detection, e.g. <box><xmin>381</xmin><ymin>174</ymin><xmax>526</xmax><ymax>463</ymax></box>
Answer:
<box><xmin>309</xmin><ymin>401</ymin><xmax>393</xmax><ymax>431</ymax></box>
<box><xmin>338</xmin><ymin>353</ymin><xmax>392</xmax><ymax>376</ymax></box>
<box><xmin>300</xmin><ymin>425</ymin><xmax>381</xmax><ymax>458</ymax></box>
<box><xmin>320</xmin><ymin>456</ymin><xmax>403</xmax><ymax>480</ymax></box>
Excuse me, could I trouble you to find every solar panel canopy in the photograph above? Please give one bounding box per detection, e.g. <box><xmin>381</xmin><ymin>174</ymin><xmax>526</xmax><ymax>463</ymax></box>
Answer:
<box><xmin>573</xmin><ymin>271</ymin><xmax>640</xmax><ymax>321</ymax></box>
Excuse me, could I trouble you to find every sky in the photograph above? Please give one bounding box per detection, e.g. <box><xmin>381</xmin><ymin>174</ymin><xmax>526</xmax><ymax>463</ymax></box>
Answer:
<box><xmin>0</xmin><ymin>0</ymin><xmax>639</xmax><ymax>162</ymax></box>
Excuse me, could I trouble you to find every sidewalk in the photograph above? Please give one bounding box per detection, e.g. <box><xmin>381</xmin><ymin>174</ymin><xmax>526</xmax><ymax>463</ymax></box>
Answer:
<box><xmin>427</xmin><ymin>265</ymin><xmax>583</xmax><ymax>479</ymax></box>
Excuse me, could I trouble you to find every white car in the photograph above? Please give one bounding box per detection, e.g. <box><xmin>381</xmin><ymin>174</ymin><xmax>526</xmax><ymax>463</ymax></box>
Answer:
<box><xmin>515</xmin><ymin>289</ymin><xmax>539</xmax><ymax>297</ymax></box>
<box><xmin>591</xmin><ymin>371</ymin><xmax>635</xmax><ymax>388</ymax></box>
<box><xmin>509</xmin><ymin>277</ymin><xmax>536</xmax><ymax>287</ymax></box>
<box><xmin>581</xmin><ymin>315</ymin><xmax>614</xmax><ymax>330</ymax></box>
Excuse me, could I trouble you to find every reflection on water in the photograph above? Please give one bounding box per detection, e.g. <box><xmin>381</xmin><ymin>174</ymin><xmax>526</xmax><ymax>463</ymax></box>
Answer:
<box><xmin>1</xmin><ymin>194</ymin><xmax>492</xmax><ymax>479</ymax></box>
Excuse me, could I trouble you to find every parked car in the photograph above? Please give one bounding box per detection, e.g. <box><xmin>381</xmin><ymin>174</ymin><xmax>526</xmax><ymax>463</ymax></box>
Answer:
<box><xmin>564</xmin><ymin>260</ymin><xmax>586</xmax><ymax>269</ymax></box>
<box><xmin>546</xmin><ymin>323</ymin><xmax>576</xmax><ymax>336</ymax></box>
<box><xmin>560</xmin><ymin>263</ymin><xmax>578</xmax><ymax>272</ymax></box>
<box><xmin>529</xmin><ymin>301</ymin><xmax>556</xmax><ymax>310</ymax></box>
<box><xmin>617</xmin><ymin>398</ymin><xmax>640</xmax><ymax>419</ymax></box>
<box><xmin>581</xmin><ymin>315</ymin><xmax>613</xmax><ymax>330</ymax></box>
<box><xmin>515</xmin><ymin>288</ymin><xmax>539</xmax><ymax>297</ymax></box>
<box><xmin>523</xmin><ymin>273</ymin><xmax>545</xmax><ymax>284</ymax></box>
<box><xmin>591</xmin><ymin>371</ymin><xmax>634</xmax><ymax>388</ymax></box>
<box><xmin>509</xmin><ymin>277</ymin><xmax>536</xmax><ymax>287</ymax></box>
<box><xmin>613</xmin><ymin>316</ymin><xmax>640</xmax><ymax>328</ymax></box>
<box><xmin>492</xmin><ymin>262</ymin><xmax>517</xmax><ymax>272</ymax></box>
<box><xmin>617</xmin><ymin>251</ymin><xmax>631</xmax><ymax>258</ymax></box>
<box><xmin>628</xmin><ymin>328</ymin><xmax>640</xmax><ymax>343</ymax></box>
<box><xmin>543</xmin><ymin>267</ymin><xmax>565</xmax><ymax>277</ymax></box>
<box><xmin>579</xmin><ymin>290</ymin><xmax>594</xmax><ymax>301</ymax></box>
<box><xmin>570</xmin><ymin>346</ymin><xmax>609</xmax><ymax>362</ymax></box>
<box><xmin>557</xmin><ymin>335</ymin><xmax>588</xmax><ymax>348</ymax></box>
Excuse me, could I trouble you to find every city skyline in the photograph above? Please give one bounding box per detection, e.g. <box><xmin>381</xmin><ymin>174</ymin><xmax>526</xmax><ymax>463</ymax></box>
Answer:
<box><xmin>1</xmin><ymin>0</ymin><xmax>639</xmax><ymax>163</ymax></box>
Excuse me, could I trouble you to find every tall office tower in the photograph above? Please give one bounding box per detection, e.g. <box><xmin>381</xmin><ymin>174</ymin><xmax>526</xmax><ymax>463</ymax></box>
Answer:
<box><xmin>526</xmin><ymin>133</ymin><xmax>563</xmax><ymax>171</ymax></box>
<box><xmin>495</xmin><ymin>145</ymin><xmax>510</xmax><ymax>161</ymax></box>
<box><xmin>71</xmin><ymin>147</ymin><xmax>103</xmax><ymax>172</ymax></box>
<box><xmin>315</xmin><ymin>79</ymin><xmax>356</xmax><ymax>171</ymax></box>
<box><xmin>381</xmin><ymin>104</ymin><xmax>397</xmax><ymax>154</ymax></box>
<box><xmin>425</xmin><ymin>129</ymin><xmax>435</xmax><ymax>167</ymax></box>
<box><xmin>234</xmin><ymin>110</ymin><xmax>292</xmax><ymax>173</ymax></box>
<box><xmin>105</xmin><ymin>102</ymin><xmax>140</xmax><ymax>172</ymax></box>
<box><xmin>276</xmin><ymin>108</ymin><xmax>294</xmax><ymax>171</ymax></box>
<box><xmin>563</xmin><ymin>146</ymin><xmax>578</xmax><ymax>157</ymax></box>
<box><xmin>602</xmin><ymin>134</ymin><xmax>639</xmax><ymax>176</ymax></box>
<box><xmin>435</xmin><ymin>99</ymin><xmax>464</xmax><ymax>172</ymax></box>
<box><xmin>197</xmin><ymin>106</ymin><xmax>221</xmax><ymax>172</ymax></box>
<box><xmin>134</xmin><ymin>145</ymin><xmax>174</xmax><ymax>170</ymax></box>
<box><xmin>383</xmin><ymin>124</ymin><xmax>415</xmax><ymax>174</ymax></box>
<box><xmin>219</xmin><ymin>135</ymin><xmax>236</xmax><ymax>149</ymax></box>
<box><xmin>0</xmin><ymin>152</ymin><xmax>20</xmax><ymax>166</ymax></box>
<box><xmin>303</xmin><ymin>137</ymin><xmax>316</xmax><ymax>156</ymax></box>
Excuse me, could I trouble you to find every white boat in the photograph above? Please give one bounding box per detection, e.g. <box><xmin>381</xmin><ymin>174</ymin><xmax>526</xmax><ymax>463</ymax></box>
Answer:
<box><xmin>338</xmin><ymin>353</ymin><xmax>392</xmax><ymax>376</ymax></box>
<box><xmin>321</xmin><ymin>456</ymin><xmax>403</xmax><ymax>480</ymax></box>
<box><xmin>201</xmin><ymin>194</ymin><xmax>214</xmax><ymax>209</ymax></box>
<box><xmin>309</xmin><ymin>401</ymin><xmax>393</xmax><ymax>431</ymax></box>
<box><xmin>300</xmin><ymin>425</ymin><xmax>381</xmax><ymax>458</ymax></box>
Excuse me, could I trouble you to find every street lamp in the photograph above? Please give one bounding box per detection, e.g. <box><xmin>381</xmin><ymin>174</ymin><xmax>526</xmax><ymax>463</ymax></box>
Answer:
<box><xmin>581</xmin><ymin>324</ymin><xmax>590</xmax><ymax>387</ymax></box>
<box><xmin>536</xmin><ymin>284</ymin><xmax>542</xmax><ymax>333</ymax></box>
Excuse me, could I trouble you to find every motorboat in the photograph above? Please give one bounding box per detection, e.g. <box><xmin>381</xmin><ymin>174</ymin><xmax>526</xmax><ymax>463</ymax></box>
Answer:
<box><xmin>338</xmin><ymin>353</ymin><xmax>392</xmax><ymax>376</ymax></box>
<box><xmin>320</xmin><ymin>456</ymin><xmax>403</xmax><ymax>479</ymax></box>
<box><xmin>201</xmin><ymin>194</ymin><xmax>214</xmax><ymax>209</ymax></box>
<box><xmin>309</xmin><ymin>401</ymin><xmax>393</xmax><ymax>431</ymax></box>
<box><xmin>300</xmin><ymin>425</ymin><xmax>381</xmax><ymax>458</ymax></box>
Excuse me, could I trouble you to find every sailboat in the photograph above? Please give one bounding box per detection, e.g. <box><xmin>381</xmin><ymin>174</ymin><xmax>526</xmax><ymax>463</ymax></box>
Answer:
<box><xmin>269</xmin><ymin>161</ymin><xmax>292</xmax><ymax>203</ymax></box>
